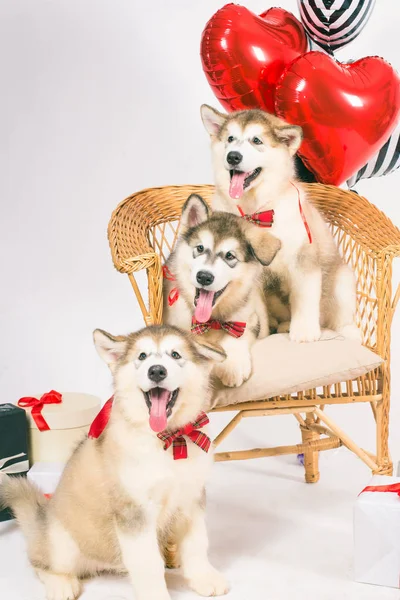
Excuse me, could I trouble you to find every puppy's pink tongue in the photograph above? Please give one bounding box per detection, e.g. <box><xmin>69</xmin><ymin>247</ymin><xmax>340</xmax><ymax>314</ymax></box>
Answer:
<box><xmin>229</xmin><ymin>172</ymin><xmax>247</xmax><ymax>200</ymax></box>
<box><xmin>194</xmin><ymin>289</ymin><xmax>215</xmax><ymax>323</ymax></box>
<box><xmin>149</xmin><ymin>388</ymin><xmax>170</xmax><ymax>432</ymax></box>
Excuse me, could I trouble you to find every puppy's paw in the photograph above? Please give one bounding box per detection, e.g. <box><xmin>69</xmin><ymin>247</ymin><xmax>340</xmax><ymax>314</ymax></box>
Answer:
<box><xmin>338</xmin><ymin>323</ymin><xmax>361</xmax><ymax>342</ymax></box>
<box><xmin>37</xmin><ymin>571</ymin><xmax>81</xmax><ymax>600</ymax></box>
<box><xmin>214</xmin><ymin>354</ymin><xmax>251</xmax><ymax>388</ymax></box>
<box><xmin>188</xmin><ymin>567</ymin><xmax>230</xmax><ymax>597</ymax></box>
<box><xmin>277</xmin><ymin>321</ymin><xmax>290</xmax><ymax>334</ymax></box>
<box><xmin>289</xmin><ymin>319</ymin><xmax>321</xmax><ymax>343</ymax></box>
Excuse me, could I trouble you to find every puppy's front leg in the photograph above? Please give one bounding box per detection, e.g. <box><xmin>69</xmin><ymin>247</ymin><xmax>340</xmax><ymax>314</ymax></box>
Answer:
<box><xmin>180</xmin><ymin>504</ymin><xmax>229</xmax><ymax>597</ymax></box>
<box><xmin>213</xmin><ymin>332</ymin><xmax>254</xmax><ymax>388</ymax></box>
<box><xmin>289</xmin><ymin>268</ymin><xmax>322</xmax><ymax>342</ymax></box>
<box><xmin>117</xmin><ymin>525</ymin><xmax>170</xmax><ymax>600</ymax></box>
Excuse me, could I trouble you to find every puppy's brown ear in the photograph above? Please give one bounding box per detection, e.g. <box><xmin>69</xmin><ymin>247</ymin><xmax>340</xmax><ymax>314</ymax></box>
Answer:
<box><xmin>180</xmin><ymin>194</ymin><xmax>210</xmax><ymax>234</ymax></box>
<box><xmin>244</xmin><ymin>225</ymin><xmax>281</xmax><ymax>266</ymax></box>
<box><xmin>274</xmin><ymin>124</ymin><xmax>303</xmax><ymax>156</ymax></box>
<box><xmin>200</xmin><ymin>104</ymin><xmax>227</xmax><ymax>137</ymax></box>
<box><xmin>93</xmin><ymin>329</ymin><xmax>128</xmax><ymax>369</ymax></box>
<box><xmin>193</xmin><ymin>338</ymin><xmax>227</xmax><ymax>363</ymax></box>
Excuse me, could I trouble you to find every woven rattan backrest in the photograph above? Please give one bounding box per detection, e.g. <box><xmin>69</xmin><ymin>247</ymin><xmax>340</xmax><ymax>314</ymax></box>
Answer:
<box><xmin>108</xmin><ymin>183</ymin><xmax>400</xmax><ymax>352</ymax></box>
<box><xmin>146</xmin><ymin>186</ymin><xmax>377</xmax><ymax>348</ymax></box>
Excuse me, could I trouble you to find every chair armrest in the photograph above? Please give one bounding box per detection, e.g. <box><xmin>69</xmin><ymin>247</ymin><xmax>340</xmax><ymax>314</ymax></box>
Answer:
<box><xmin>306</xmin><ymin>183</ymin><xmax>400</xmax><ymax>257</ymax></box>
<box><xmin>108</xmin><ymin>184</ymin><xmax>215</xmax><ymax>274</ymax></box>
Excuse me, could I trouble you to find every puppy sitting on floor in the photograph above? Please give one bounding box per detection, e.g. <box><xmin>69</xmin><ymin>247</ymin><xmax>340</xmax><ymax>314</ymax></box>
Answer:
<box><xmin>0</xmin><ymin>325</ymin><xmax>229</xmax><ymax>600</ymax></box>
<box><xmin>200</xmin><ymin>104</ymin><xmax>360</xmax><ymax>343</ymax></box>
<box><xmin>163</xmin><ymin>194</ymin><xmax>281</xmax><ymax>387</ymax></box>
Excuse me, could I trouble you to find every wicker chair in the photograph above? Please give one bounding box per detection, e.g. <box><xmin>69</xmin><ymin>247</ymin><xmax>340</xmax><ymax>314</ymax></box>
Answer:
<box><xmin>108</xmin><ymin>183</ymin><xmax>400</xmax><ymax>483</ymax></box>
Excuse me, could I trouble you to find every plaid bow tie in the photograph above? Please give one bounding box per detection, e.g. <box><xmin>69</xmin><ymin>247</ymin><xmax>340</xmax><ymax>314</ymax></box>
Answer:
<box><xmin>191</xmin><ymin>317</ymin><xmax>246</xmax><ymax>338</ymax></box>
<box><xmin>157</xmin><ymin>412</ymin><xmax>211</xmax><ymax>460</ymax></box>
<box><xmin>238</xmin><ymin>206</ymin><xmax>274</xmax><ymax>227</ymax></box>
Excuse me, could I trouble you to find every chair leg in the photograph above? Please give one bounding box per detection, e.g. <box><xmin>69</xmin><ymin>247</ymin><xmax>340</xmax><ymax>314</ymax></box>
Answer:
<box><xmin>301</xmin><ymin>413</ymin><xmax>320</xmax><ymax>483</ymax></box>
<box><xmin>375</xmin><ymin>398</ymin><xmax>393</xmax><ymax>476</ymax></box>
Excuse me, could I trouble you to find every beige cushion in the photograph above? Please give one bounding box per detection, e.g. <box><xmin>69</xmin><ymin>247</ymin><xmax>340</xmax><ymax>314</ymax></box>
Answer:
<box><xmin>211</xmin><ymin>330</ymin><xmax>383</xmax><ymax>408</ymax></box>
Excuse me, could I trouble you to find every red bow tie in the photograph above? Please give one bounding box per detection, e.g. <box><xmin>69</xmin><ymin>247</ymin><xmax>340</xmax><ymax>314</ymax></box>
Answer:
<box><xmin>238</xmin><ymin>206</ymin><xmax>274</xmax><ymax>227</ymax></box>
<box><xmin>157</xmin><ymin>412</ymin><xmax>211</xmax><ymax>460</ymax></box>
<box><xmin>191</xmin><ymin>317</ymin><xmax>246</xmax><ymax>338</ymax></box>
<box><xmin>88</xmin><ymin>401</ymin><xmax>211</xmax><ymax>461</ymax></box>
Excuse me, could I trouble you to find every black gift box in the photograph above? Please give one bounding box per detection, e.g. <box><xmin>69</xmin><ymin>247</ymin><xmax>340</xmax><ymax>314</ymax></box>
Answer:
<box><xmin>0</xmin><ymin>403</ymin><xmax>29</xmax><ymax>522</ymax></box>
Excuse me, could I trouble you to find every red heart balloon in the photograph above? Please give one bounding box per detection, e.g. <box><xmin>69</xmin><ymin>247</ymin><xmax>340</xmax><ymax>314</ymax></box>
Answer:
<box><xmin>275</xmin><ymin>53</ymin><xmax>400</xmax><ymax>185</ymax></box>
<box><xmin>201</xmin><ymin>4</ymin><xmax>307</xmax><ymax>113</ymax></box>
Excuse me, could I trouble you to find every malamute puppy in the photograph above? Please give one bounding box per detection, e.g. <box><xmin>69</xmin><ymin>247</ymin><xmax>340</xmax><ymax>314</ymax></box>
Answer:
<box><xmin>163</xmin><ymin>194</ymin><xmax>281</xmax><ymax>387</ymax></box>
<box><xmin>0</xmin><ymin>325</ymin><xmax>229</xmax><ymax>600</ymax></box>
<box><xmin>200</xmin><ymin>105</ymin><xmax>359</xmax><ymax>343</ymax></box>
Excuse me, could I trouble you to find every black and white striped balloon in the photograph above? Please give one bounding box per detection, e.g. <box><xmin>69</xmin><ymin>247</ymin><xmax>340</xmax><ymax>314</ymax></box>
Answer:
<box><xmin>347</xmin><ymin>122</ymin><xmax>400</xmax><ymax>188</ymax></box>
<box><xmin>298</xmin><ymin>0</ymin><xmax>376</xmax><ymax>54</ymax></box>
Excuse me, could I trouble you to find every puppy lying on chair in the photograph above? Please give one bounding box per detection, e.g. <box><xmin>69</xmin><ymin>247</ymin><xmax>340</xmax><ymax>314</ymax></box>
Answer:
<box><xmin>163</xmin><ymin>194</ymin><xmax>281</xmax><ymax>387</ymax></box>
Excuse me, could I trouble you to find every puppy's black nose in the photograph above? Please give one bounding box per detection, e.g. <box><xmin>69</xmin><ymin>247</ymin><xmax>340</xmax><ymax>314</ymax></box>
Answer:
<box><xmin>148</xmin><ymin>365</ymin><xmax>167</xmax><ymax>383</ymax></box>
<box><xmin>196</xmin><ymin>270</ymin><xmax>214</xmax><ymax>286</ymax></box>
<box><xmin>227</xmin><ymin>151</ymin><xmax>242</xmax><ymax>166</ymax></box>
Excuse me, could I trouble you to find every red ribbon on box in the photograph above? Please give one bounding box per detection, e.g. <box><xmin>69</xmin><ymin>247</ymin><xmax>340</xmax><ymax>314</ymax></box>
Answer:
<box><xmin>18</xmin><ymin>390</ymin><xmax>62</xmax><ymax>431</ymax></box>
<box><xmin>360</xmin><ymin>483</ymin><xmax>400</xmax><ymax>497</ymax></box>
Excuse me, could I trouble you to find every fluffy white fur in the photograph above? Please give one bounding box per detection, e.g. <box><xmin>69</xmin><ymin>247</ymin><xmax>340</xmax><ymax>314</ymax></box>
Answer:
<box><xmin>163</xmin><ymin>196</ymin><xmax>281</xmax><ymax>386</ymax></box>
<box><xmin>0</xmin><ymin>326</ymin><xmax>229</xmax><ymax>600</ymax></box>
<box><xmin>201</xmin><ymin>104</ymin><xmax>360</xmax><ymax>343</ymax></box>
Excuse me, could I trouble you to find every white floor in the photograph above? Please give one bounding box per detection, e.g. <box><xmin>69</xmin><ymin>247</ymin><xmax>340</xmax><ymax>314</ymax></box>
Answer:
<box><xmin>1</xmin><ymin>440</ymin><xmax>398</xmax><ymax>600</ymax></box>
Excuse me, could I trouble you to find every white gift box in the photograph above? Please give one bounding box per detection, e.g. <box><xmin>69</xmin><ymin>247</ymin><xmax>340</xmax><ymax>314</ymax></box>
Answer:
<box><xmin>27</xmin><ymin>462</ymin><xmax>65</xmax><ymax>495</ymax></box>
<box><xmin>354</xmin><ymin>475</ymin><xmax>400</xmax><ymax>589</ymax></box>
<box><xmin>18</xmin><ymin>392</ymin><xmax>101</xmax><ymax>463</ymax></box>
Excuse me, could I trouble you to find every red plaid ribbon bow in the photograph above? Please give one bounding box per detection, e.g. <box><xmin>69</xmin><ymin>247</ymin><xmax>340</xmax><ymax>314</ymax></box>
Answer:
<box><xmin>237</xmin><ymin>182</ymin><xmax>312</xmax><ymax>244</ymax></box>
<box><xmin>18</xmin><ymin>390</ymin><xmax>62</xmax><ymax>431</ymax></box>
<box><xmin>191</xmin><ymin>317</ymin><xmax>246</xmax><ymax>338</ymax></box>
<box><xmin>238</xmin><ymin>206</ymin><xmax>274</xmax><ymax>227</ymax></box>
<box><xmin>157</xmin><ymin>412</ymin><xmax>211</xmax><ymax>460</ymax></box>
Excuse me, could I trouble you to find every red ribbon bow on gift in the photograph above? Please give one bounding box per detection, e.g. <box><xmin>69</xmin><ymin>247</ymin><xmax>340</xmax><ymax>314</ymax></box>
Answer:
<box><xmin>191</xmin><ymin>317</ymin><xmax>246</xmax><ymax>338</ymax></box>
<box><xmin>18</xmin><ymin>390</ymin><xmax>62</xmax><ymax>431</ymax></box>
<box><xmin>157</xmin><ymin>412</ymin><xmax>211</xmax><ymax>460</ymax></box>
<box><xmin>360</xmin><ymin>483</ymin><xmax>400</xmax><ymax>497</ymax></box>
<box><xmin>237</xmin><ymin>206</ymin><xmax>274</xmax><ymax>227</ymax></box>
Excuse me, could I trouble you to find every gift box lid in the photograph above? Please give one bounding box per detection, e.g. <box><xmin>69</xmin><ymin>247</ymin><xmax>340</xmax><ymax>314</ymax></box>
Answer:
<box><xmin>17</xmin><ymin>392</ymin><xmax>101</xmax><ymax>430</ymax></box>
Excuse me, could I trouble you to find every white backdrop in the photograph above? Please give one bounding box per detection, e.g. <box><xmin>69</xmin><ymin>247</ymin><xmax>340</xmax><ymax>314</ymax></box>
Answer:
<box><xmin>1</xmin><ymin>1</ymin><xmax>399</xmax><ymax>457</ymax></box>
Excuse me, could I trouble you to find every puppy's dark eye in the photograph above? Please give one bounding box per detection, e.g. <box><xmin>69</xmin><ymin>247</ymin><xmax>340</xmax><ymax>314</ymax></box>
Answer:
<box><xmin>138</xmin><ymin>352</ymin><xmax>147</xmax><ymax>361</ymax></box>
<box><xmin>225</xmin><ymin>252</ymin><xmax>235</xmax><ymax>261</ymax></box>
<box><xmin>252</xmin><ymin>137</ymin><xmax>262</xmax><ymax>145</ymax></box>
<box><xmin>171</xmin><ymin>351</ymin><xmax>181</xmax><ymax>360</ymax></box>
<box><xmin>227</xmin><ymin>135</ymin><xmax>234</xmax><ymax>143</ymax></box>
<box><xmin>196</xmin><ymin>245</ymin><xmax>204</xmax><ymax>253</ymax></box>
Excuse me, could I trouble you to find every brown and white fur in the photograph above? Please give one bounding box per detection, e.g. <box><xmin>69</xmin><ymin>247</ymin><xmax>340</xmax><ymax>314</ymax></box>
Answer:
<box><xmin>163</xmin><ymin>194</ymin><xmax>281</xmax><ymax>387</ymax></box>
<box><xmin>0</xmin><ymin>325</ymin><xmax>229</xmax><ymax>600</ymax></box>
<box><xmin>200</xmin><ymin>105</ymin><xmax>360</xmax><ymax>343</ymax></box>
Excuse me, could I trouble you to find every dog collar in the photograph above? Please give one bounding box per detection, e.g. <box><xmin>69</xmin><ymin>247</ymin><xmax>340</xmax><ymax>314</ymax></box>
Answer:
<box><xmin>237</xmin><ymin>182</ymin><xmax>312</xmax><ymax>244</ymax></box>
<box><xmin>162</xmin><ymin>265</ymin><xmax>180</xmax><ymax>306</ymax></box>
<box><xmin>237</xmin><ymin>205</ymin><xmax>274</xmax><ymax>227</ymax></box>
<box><xmin>88</xmin><ymin>400</ymin><xmax>210</xmax><ymax>460</ymax></box>
<box><xmin>157</xmin><ymin>412</ymin><xmax>211</xmax><ymax>460</ymax></box>
<box><xmin>191</xmin><ymin>317</ymin><xmax>246</xmax><ymax>338</ymax></box>
<box><xmin>291</xmin><ymin>182</ymin><xmax>312</xmax><ymax>244</ymax></box>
